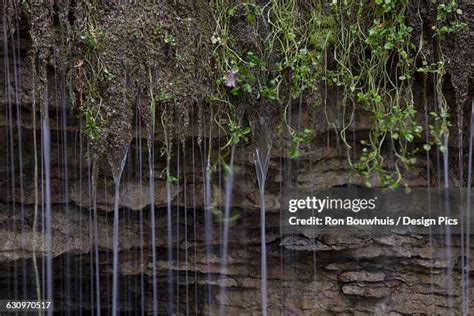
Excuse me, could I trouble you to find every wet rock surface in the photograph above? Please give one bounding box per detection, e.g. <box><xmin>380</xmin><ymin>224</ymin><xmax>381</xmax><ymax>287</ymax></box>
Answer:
<box><xmin>0</xmin><ymin>120</ymin><xmax>473</xmax><ymax>314</ymax></box>
<box><xmin>1</xmin><ymin>1</ymin><xmax>473</xmax><ymax>315</ymax></box>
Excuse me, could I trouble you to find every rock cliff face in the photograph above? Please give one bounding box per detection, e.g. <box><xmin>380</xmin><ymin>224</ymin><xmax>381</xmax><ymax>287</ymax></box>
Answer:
<box><xmin>1</xmin><ymin>1</ymin><xmax>473</xmax><ymax>315</ymax></box>
<box><xmin>0</xmin><ymin>131</ymin><xmax>471</xmax><ymax>314</ymax></box>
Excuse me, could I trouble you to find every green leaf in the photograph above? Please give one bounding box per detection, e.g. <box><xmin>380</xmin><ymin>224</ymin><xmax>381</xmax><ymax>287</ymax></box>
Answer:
<box><xmin>246</xmin><ymin>13</ymin><xmax>256</xmax><ymax>23</ymax></box>
<box><xmin>384</xmin><ymin>42</ymin><xmax>394</xmax><ymax>50</ymax></box>
<box><xmin>211</xmin><ymin>35</ymin><xmax>220</xmax><ymax>45</ymax></box>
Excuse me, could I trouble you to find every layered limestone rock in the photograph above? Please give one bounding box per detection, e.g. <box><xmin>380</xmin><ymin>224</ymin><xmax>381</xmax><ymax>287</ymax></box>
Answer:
<box><xmin>0</xmin><ymin>118</ymin><xmax>472</xmax><ymax>314</ymax></box>
<box><xmin>1</xmin><ymin>1</ymin><xmax>473</xmax><ymax>315</ymax></box>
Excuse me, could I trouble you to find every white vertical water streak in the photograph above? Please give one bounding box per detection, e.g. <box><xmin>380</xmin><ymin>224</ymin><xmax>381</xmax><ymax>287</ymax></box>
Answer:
<box><xmin>219</xmin><ymin>145</ymin><xmax>235</xmax><ymax>316</ymax></box>
<box><xmin>112</xmin><ymin>152</ymin><xmax>128</xmax><ymax>315</ymax></box>
<box><xmin>136</xmin><ymin>113</ymin><xmax>145</xmax><ymax>315</ymax></box>
<box><xmin>191</xmin><ymin>136</ymin><xmax>199</xmax><ymax>313</ymax></box>
<box><xmin>175</xmin><ymin>144</ymin><xmax>181</xmax><ymax>310</ymax></box>
<box><xmin>42</xmin><ymin>114</ymin><xmax>53</xmax><ymax>316</ymax></box>
<box><xmin>3</xmin><ymin>2</ymin><xmax>19</xmax><ymax>299</ymax></box>
<box><xmin>204</xmin><ymin>160</ymin><xmax>213</xmax><ymax>304</ymax></box>
<box><xmin>91</xmin><ymin>164</ymin><xmax>101</xmax><ymax>315</ymax></box>
<box><xmin>11</xmin><ymin>8</ymin><xmax>26</xmax><ymax>297</ymax></box>
<box><xmin>147</xmin><ymin>137</ymin><xmax>158</xmax><ymax>315</ymax></box>
<box><xmin>463</xmin><ymin>99</ymin><xmax>474</xmax><ymax>315</ymax></box>
<box><xmin>254</xmin><ymin>148</ymin><xmax>271</xmax><ymax>316</ymax></box>
<box><xmin>182</xmin><ymin>144</ymin><xmax>189</xmax><ymax>315</ymax></box>
<box><xmin>166</xmin><ymin>149</ymin><xmax>174</xmax><ymax>314</ymax></box>
<box><xmin>442</xmin><ymin>134</ymin><xmax>454</xmax><ymax>309</ymax></box>
<box><xmin>30</xmin><ymin>56</ymin><xmax>42</xmax><ymax>304</ymax></box>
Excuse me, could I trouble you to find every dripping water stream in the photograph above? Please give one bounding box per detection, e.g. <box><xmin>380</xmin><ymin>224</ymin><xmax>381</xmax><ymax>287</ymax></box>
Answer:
<box><xmin>41</xmin><ymin>101</ymin><xmax>53</xmax><ymax>316</ymax></box>
<box><xmin>165</xmin><ymin>135</ymin><xmax>175</xmax><ymax>314</ymax></box>
<box><xmin>202</xmin><ymin>112</ymin><xmax>213</xmax><ymax>306</ymax></box>
<box><xmin>92</xmin><ymin>162</ymin><xmax>101</xmax><ymax>315</ymax></box>
<box><xmin>219</xmin><ymin>144</ymin><xmax>236</xmax><ymax>316</ymax></box>
<box><xmin>182</xmin><ymin>142</ymin><xmax>190</xmax><ymax>315</ymax></box>
<box><xmin>111</xmin><ymin>152</ymin><xmax>128</xmax><ymax>315</ymax></box>
<box><xmin>463</xmin><ymin>99</ymin><xmax>474</xmax><ymax>315</ymax></box>
<box><xmin>254</xmin><ymin>144</ymin><xmax>271</xmax><ymax>316</ymax></box>
<box><xmin>147</xmin><ymin>134</ymin><xmax>158</xmax><ymax>315</ymax></box>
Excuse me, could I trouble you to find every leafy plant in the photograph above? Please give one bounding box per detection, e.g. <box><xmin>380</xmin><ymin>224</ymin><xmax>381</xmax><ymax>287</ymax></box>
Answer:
<box><xmin>75</xmin><ymin>3</ymin><xmax>113</xmax><ymax>141</ymax></box>
<box><xmin>163</xmin><ymin>33</ymin><xmax>176</xmax><ymax>46</ymax></box>
<box><xmin>289</xmin><ymin>128</ymin><xmax>315</xmax><ymax>159</ymax></box>
<box><xmin>228</xmin><ymin>120</ymin><xmax>251</xmax><ymax>146</ymax></box>
<box><xmin>80</xmin><ymin>101</ymin><xmax>104</xmax><ymax>140</ymax></box>
<box><xmin>210</xmin><ymin>0</ymin><xmax>466</xmax><ymax>188</ymax></box>
<box><xmin>428</xmin><ymin>111</ymin><xmax>452</xmax><ymax>153</ymax></box>
<box><xmin>80</xmin><ymin>25</ymin><xmax>104</xmax><ymax>50</ymax></box>
<box><xmin>433</xmin><ymin>0</ymin><xmax>467</xmax><ymax>38</ymax></box>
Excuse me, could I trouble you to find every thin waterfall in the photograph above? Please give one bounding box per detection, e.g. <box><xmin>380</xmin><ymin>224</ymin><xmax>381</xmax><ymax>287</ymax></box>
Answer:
<box><xmin>31</xmin><ymin>56</ymin><xmax>42</xmax><ymax>304</ymax></box>
<box><xmin>41</xmin><ymin>106</ymin><xmax>53</xmax><ymax>316</ymax></box>
<box><xmin>432</xmin><ymin>60</ymin><xmax>454</xmax><ymax>307</ymax></box>
<box><xmin>422</xmin><ymin>75</ymin><xmax>435</xmax><ymax>295</ymax></box>
<box><xmin>202</xmin><ymin>111</ymin><xmax>213</xmax><ymax>305</ymax></box>
<box><xmin>147</xmin><ymin>135</ymin><xmax>158</xmax><ymax>315</ymax></box>
<box><xmin>51</xmin><ymin>56</ymin><xmax>65</xmax><ymax>312</ymax></box>
<box><xmin>80</xmin><ymin>134</ymin><xmax>87</xmax><ymax>313</ymax></box>
<box><xmin>11</xmin><ymin>6</ymin><xmax>26</xmax><ymax>299</ymax></box>
<box><xmin>442</xmin><ymin>133</ymin><xmax>454</xmax><ymax>308</ymax></box>
<box><xmin>1</xmin><ymin>14</ymin><xmax>8</xmax><ymax>299</ymax></box>
<box><xmin>176</xmin><ymin>142</ymin><xmax>181</xmax><ymax>311</ymax></box>
<box><xmin>41</xmin><ymin>124</ymin><xmax>45</xmax><ymax>302</ymax></box>
<box><xmin>104</xmin><ymin>175</ymin><xmax>111</xmax><ymax>308</ymax></box>
<box><xmin>92</xmin><ymin>162</ymin><xmax>101</xmax><ymax>315</ymax></box>
<box><xmin>278</xmin><ymin>154</ymin><xmax>287</xmax><ymax>315</ymax></box>
<box><xmin>88</xmin><ymin>151</ymin><xmax>95</xmax><ymax>314</ymax></box>
<box><xmin>137</xmin><ymin>113</ymin><xmax>145</xmax><ymax>315</ymax></box>
<box><xmin>219</xmin><ymin>144</ymin><xmax>236</xmax><ymax>316</ymax></box>
<box><xmin>216</xmin><ymin>124</ymin><xmax>223</xmax><ymax>297</ymax></box>
<box><xmin>182</xmin><ymin>143</ymin><xmax>190</xmax><ymax>315</ymax></box>
<box><xmin>254</xmin><ymin>145</ymin><xmax>271</xmax><ymax>316</ymax></box>
<box><xmin>146</xmin><ymin>72</ymin><xmax>158</xmax><ymax>314</ymax></box>
<box><xmin>191</xmin><ymin>134</ymin><xmax>199</xmax><ymax>313</ymax></box>
<box><xmin>111</xmin><ymin>151</ymin><xmax>128</xmax><ymax>315</ymax></box>
<box><xmin>463</xmin><ymin>99</ymin><xmax>474</xmax><ymax>315</ymax></box>
<box><xmin>203</xmin><ymin>157</ymin><xmax>213</xmax><ymax>305</ymax></box>
<box><xmin>165</xmin><ymin>138</ymin><xmax>174</xmax><ymax>314</ymax></box>
<box><xmin>3</xmin><ymin>2</ymin><xmax>19</xmax><ymax>300</ymax></box>
<box><xmin>309</xmin><ymin>104</ymin><xmax>317</xmax><ymax>283</ymax></box>
<box><xmin>60</xmin><ymin>59</ymin><xmax>71</xmax><ymax>315</ymax></box>
<box><xmin>457</xmin><ymin>86</ymin><xmax>466</xmax><ymax>316</ymax></box>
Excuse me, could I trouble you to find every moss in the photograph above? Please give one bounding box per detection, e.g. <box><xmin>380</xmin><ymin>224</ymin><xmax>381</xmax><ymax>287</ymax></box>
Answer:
<box><xmin>17</xmin><ymin>0</ymin><xmax>472</xmax><ymax>187</ymax></box>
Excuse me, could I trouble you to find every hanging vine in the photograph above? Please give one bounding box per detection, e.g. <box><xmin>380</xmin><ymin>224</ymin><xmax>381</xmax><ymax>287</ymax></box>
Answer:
<box><xmin>211</xmin><ymin>0</ymin><xmax>467</xmax><ymax>188</ymax></box>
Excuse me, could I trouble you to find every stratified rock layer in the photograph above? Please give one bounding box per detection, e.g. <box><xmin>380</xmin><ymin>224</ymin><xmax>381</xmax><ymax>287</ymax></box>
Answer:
<box><xmin>1</xmin><ymin>1</ymin><xmax>473</xmax><ymax>315</ymax></box>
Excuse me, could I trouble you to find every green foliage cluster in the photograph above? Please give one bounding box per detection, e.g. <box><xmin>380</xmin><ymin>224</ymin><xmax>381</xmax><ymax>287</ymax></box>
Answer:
<box><xmin>211</xmin><ymin>0</ymin><xmax>334</xmax><ymax>159</ymax></box>
<box><xmin>419</xmin><ymin>0</ymin><xmax>465</xmax><ymax>154</ymax></box>
<box><xmin>433</xmin><ymin>0</ymin><xmax>467</xmax><ymax>38</ymax></box>
<box><xmin>153</xmin><ymin>25</ymin><xmax>177</xmax><ymax>47</ymax></box>
<box><xmin>330</xmin><ymin>0</ymin><xmax>423</xmax><ymax>188</ymax></box>
<box><xmin>76</xmin><ymin>3</ymin><xmax>115</xmax><ymax>141</ymax></box>
<box><xmin>211</xmin><ymin>0</ymin><xmax>466</xmax><ymax>188</ymax></box>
